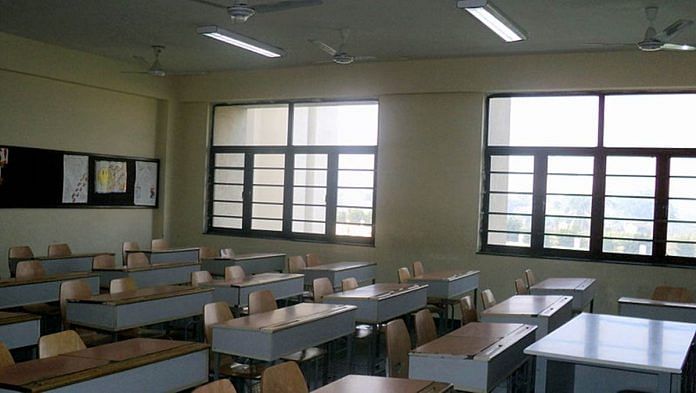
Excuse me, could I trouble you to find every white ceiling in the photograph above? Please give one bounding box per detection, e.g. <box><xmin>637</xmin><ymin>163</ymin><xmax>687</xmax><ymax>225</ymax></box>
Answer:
<box><xmin>2</xmin><ymin>0</ymin><xmax>696</xmax><ymax>73</ymax></box>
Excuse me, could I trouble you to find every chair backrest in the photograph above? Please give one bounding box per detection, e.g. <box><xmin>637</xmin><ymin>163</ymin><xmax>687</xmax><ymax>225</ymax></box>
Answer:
<box><xmin>203</xmin><ymin>302</ymin><xmax>233</xmax><ymax>344</ymax></box>
<box><xmin>191</xmin><ymin>271</ymin><xmax>213</xmax><ymax>287</ymax></box>
<box><xmin>524</xmin><ymin>269</ymin><xmax>536</xmax><ymax>287</ymax></box>
<box><xmin>8</xmin><ymin>246</ymin><xmax>33</xmax><ymax>260</ymax></box>
<box><xmin>261</xmin><ymin>361</ymin><xmax>308</xmax><ymax>393</ymax></box>
<box><xmin>411</xmin><ymin>261</ymin><xmax>424</xmax><ymax>277</ymax></box>
<box><xmin>459</xmin><ymin>295</ymin><xmax>478</xmax><ymax>325</ymax></box>
<box><xmin>126</xmin><ymin>252</ymin><xmax>150</xmax><ymax>269</ymax></box>
<box><xmin>92</xmin><ymin>254</ymin><xmax>116</xmax><ymax>269</ymax></box>
<box><xmin>224</xmin><ymin>265</ymin><xmax>246</xmax><ymax>281</ymax></box>
<box><xmin>386</xmin><ymin>318</ymin><xmax>411</xmax><ymax>378</ymax></box>
<box><xmin>313</xmin><ymin>277</ymin><xmax>334</xmax><ymax>302</ymax></box>
<box><xmin>287</xmin><ymin>256</ymin><xmax>306</xmax><ymax>273</ymax></box>
<box><xmin>15</xmin><ymin>260</ymin><xmax>45</xmax><ymax>280</ymax></box>
<box><xmin>199</xmin><ymin>246</ymin><xmax>218</xmax><ymax>259</ymax></box>
<box><xmin>59</xmin><ymin>279</ymin><xmax>92</xmax><ymax>321</ymax></box>
<box><xmin>220</xmin><ymin>248</ymin><xmax>235</xmax><ymax>258</ymax></box>
<box><xmin>39</xmin><ymin>330</ymin><xmax>86</xmax><ymax>358</ymax></box>
<box><xmin>122</xmin><ymin>241</ymin><xmax>139</xmax><ymax>262</ymax></box>
<box><xmin>414</xmin><ymin>309</ymin><xmax>437</xmax><ymax>347</ymax></box>
<box><xmin>249</xmin><ymin>290</ymin><xmax>277</xmax><ymax>314</ymax></box>
<box><xmin>151</xmin><ymin>238</ymin><xmax>169</xmax><ymax>251</ymax></box>
<box><xmin>47</xmin><ymin>243</ymin><xmax>71</xmax><ymax>257</ymax></box>
<box><xmin>110</xmin><ymin>277</ymin><xmax>137</xmax><ymax>294</ymax></box>
<box><xmin>305</xmin><ymin>253</ymin><xmax>321</xmax><ymax>267</ymax></box>
<box><xmin>192</xmin><ymin>379</ymin><xmax>237</xmax><ymax>393</ymax></box>
<box><xmin>0</xmin><ymin>342</ymin><xmax>14</xmax><ymax>368</ymax></box>
<box><xmin>341</xmin><ymin>277</ymin><xmax>358</xmax><ymax>292</ymax></box>
<box><xmin>481</xmin><ymin>289</ymin><xmax>496</xmax><ymax>309</ymax></box>
<box><xmin>397</xmin><ymin>267</ymin><xmax>411</xmax><ymax>284</ymax></box>
<box><xmin>652</xmin><ymin>286</ymin><xmax>695</xmax><ymax>303</ymax></box>
<box><xmin>514</xmin><ymin>278</ymin><xmax>529</xmax><ymax>295</ymax></box>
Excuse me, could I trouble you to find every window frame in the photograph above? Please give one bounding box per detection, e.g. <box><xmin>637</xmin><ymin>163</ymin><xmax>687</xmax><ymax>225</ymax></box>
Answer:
<box><xmin>480</xmin><ymin>91</ymin><xmax>696</xmax><ymax>268</ymax></box>
<box><xmin>206</xmin><ymin>100</ymin><xmax>378</xmax><ymax>246</ymax></box>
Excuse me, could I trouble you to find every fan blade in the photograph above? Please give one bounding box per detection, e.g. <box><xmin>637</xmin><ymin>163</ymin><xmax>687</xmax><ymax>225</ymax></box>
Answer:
<box><xmin>310</xmin><ymin>39</ymin><xmax>337</xmax><ymax>55</ymax></box>
<box><xmin>167</xmin><ymin>71</ymin><xmax>209</xmax><ymax>76</ymax></box>
<box><xmin>353</xmin><ymin>56</ymin><xmax>376</xmax><ymax>62</ymax></box>
<box><xmin>583</xmin><ymin>42</ymin><xmax>634</xmax><ymax>47</ymax></box>
<box><xmin>189</xmin><ymin>0</ymin><xmax>228</xmax><ymax>9</ymax></box>
<box><xmin>121</xmin><ymin>71</ymin><xmax>150</xmax><ymax>74</ymax></box>
<box><xmin>255</xmin><ymin>0</ymin><xmax>322</xmax><ymax>13</ymax></box>
<box><xmin>661</xmin><ymin>43</ymin><xmax>696</xmax><ymax>51</ymax></box>
<box><xmin>655</xmin><ymin>19</ymin><xmax>693</xmax><ymax>41</ymax></box>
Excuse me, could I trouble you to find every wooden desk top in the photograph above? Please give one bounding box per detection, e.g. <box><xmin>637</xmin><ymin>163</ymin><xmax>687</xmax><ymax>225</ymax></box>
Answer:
<box><xmin>412</xmin><ymin>322</ymin><xmax>532</xmax><ymax>358</ymax></box>
<box><xmin>619</xmin><ymin>296</ymin><xmax>696</xmax><ymax>310</ymax></box>
<box><xmin>68</xmin><ymin>285</ymin><xmax>212</xmax><ymax>306</ymax></box>
<box><xmin>204</xmin><ymin>273</ymin><xmax>303</xmax><ymax>288</ymax></box>
<box><xmin>303</xmin><ymin>261</ymin><xmax>376</xmax><ymax>272</ymax></box>
<box><xmin>201</xmin><ymin>252</ymin><xmax>286</xmax><ymax>262</ymax></box>
<box><xmin>33</xmin><ymin>252</ymin><xmax>114</xmax><ymax>261</ymax></box>
<box><xmin>93</xmin><ymin>261</ymin><xmax>199</xmax><ymax>273</ymax></box>
<box><xmin>447</xmin><ymin>321</ymin><xmax>524</xmax><ymax>339</ymax></box>
<box><xmin>0</xmin><ymin>356</ymin><xmax>110</xmax><ymax>390</ymax></box>
<box><xmin>482</xmin><ymin>295</ymin><xmax>572</xmax><ymax>317</ymax></box>
<box><xmin>217</xmin><ymin>303</ymin><xmax>356</xmax><ymax>333</ymax></box>
<box><xmin>410</xmin><ymin>270</ymin><xmax>479</xmax><ymax>282</ymax></box>
<box><xmin>325</xmin><ymin>283</ymin><xmax>425</xmax><ymax>301</ymax></box>
<box><xmin>0</xmin><ymin>311</ymin><xmax>41</xmax><ymax>325</ymax></box>
<box><xmin>0</xmin><ymin>272</ymin><xmax>98</xmax><ymax>288</ymax></box>
<box><xmin>525</xmin><ymin>313</ymin><xmax>696</xmax><ymax>374</ymax></box>
<box><xmin>312</xmin><ymin>375</ymin><xmax>452</xmax><ymax>393</ymax></box>
<box><xmin>531</xmin><ymin>277</ymin><xmax>595</xmax><ymax>290</ymax></box>
<box><xmin>62</xmin><ymin>338</ymin><xmax>195</xmax><ymax>362</ymax></box>
<box><xmin>128</xmin><ymin>247</ymin><xmax>200</xmax><ymax>254</ymax></box>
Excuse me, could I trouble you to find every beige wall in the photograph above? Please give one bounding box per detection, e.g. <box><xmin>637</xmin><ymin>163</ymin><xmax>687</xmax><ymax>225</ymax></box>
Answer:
<box><xmin>0</xmin><ymin>33</ymin><xmax>174</xmax><ymax>276</ymax></box>
<box><xmin>170</xmin><ymin>51</ymin><xmax>696</xmax><ymax>314</ymax></box>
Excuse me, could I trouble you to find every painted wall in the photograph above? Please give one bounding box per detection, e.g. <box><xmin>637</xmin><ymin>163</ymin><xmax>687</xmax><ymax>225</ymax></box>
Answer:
<box><xmin>170</xmin><ymin>51</ymin><xmax>696</xmax><ymax>314</ymax></box>
<box><xmin>0</xmin><ymin>33</ymin><xmax>174</xmax><ymax>276</ymax></box>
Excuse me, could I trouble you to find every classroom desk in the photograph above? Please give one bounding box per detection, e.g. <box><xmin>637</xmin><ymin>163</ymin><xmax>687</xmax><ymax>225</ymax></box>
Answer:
<box><xmin>212</xmin><ymin>303</ymin><xmax>356</xmax><ymax>377</ymax></box>
<box><xmin>0</xmin><ymin>272</ymin><xmax>100</xmax><ymax>309</ymax></box>
<box><xmin>409</xmin><ymin>322</ymin><xmax>537</xmax><ymax>393</ymax></box>
<box><xmin>0</xmin><ymin>312</ymin><xmax>40</xmax><ymax>350</ymax></box>
<box><xmin>0</xmin><ymin>338</ymin><xmax>208</xmax><ymax>392</ymax></box>
<box><xmin>301</xmin><ymin>261</ymin><xmax>377</xmax><ymax>290</ymax></box>
<box><xmin>406</xmin><ymin>269</ymin><xmax>480</xmax><ymax>329</ymax></box>
<box><xmin>530</xmin><ymin>277</ymin><xmax>597</xmax><ymax>312</ymax></box>
<box><xmin>323</xmin><ymin>283</ymin><xmax>428</xmax><ymax>375</ymax></box>
<box><xmin>93</xmin><ymin>262</ymin><xmax>200</xmax><ymax>289</ymax></box>
<box><xmin>619</xmin><ymin>296</ymin><xmax>696</xmax><ymax>324</ymax></box>
<box><xmin>128</xmin><ymin>247</ymin><xmax>200</xmax><ymax>265</ymax></box>
<box><xmin>201</xmin><ymin>253</ymin><xmax>287</xmax><ymax>275</ymax></box>
<box><xmin>10</xmin><ymin>253</ymin><xmax>113</xmax><ymax>276</ymax></box>
<box><xmin>200</xmin><ymin>273</ymin><xmax>303</xmax><ymax>309</ymax></box>
<box><xmin>312</xmin><ymin>375</ymin><xmax>453</xmax><ymax>393</ymax></box>
<box><xmin>525</xmin><ymin>313</ymin><xmax>696</xmax><ymax>393</ymax></box>
<box><xmin>66</xmin><ymin>285</ymin><xmax>213</xmax><ymax>335</ymax></box>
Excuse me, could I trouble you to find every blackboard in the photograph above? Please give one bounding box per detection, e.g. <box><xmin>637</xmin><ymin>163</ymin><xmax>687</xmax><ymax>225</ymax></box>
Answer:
<box><xmin>0</xmin><ymin>145</ymin><xmax>159</xmax><ymax>208</ymax></box>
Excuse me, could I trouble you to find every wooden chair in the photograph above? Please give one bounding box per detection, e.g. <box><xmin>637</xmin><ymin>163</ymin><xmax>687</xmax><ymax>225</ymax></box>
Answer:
<box><xmin>191</xmin><ymin>271</ymin><xmax>213</xmax><ymax>287</ymax></box>
<box><xmin>16</xmin><ymin>260</ymin><xmax>60</xmax><ymax>320</ymax></box>
<box><xmin>151</xmin><ymin>238</ymin><xmax>169</xmax><ymax>250</ymax></box>
<box><xmin>414</xmin><ymin>308</ymin><xmax>437</xmax><ymax>347</ymax></box>
<box><xmin>481</xmin><ymin>289</ymin><xmax>496</xmax><ymax>309</ymax></box>
<box><xmin>261</xmin><ymin>361</ymin><xmax>308</xmax><ymax>393</ymax></box>
<box><xmin>652</xmin><ymin>286</ymin><xmax>695</xmax><ymax>303</ymax></box>
<box><xmin>38</xmin><ymin>330</ymin><xmax>86</xmax><ymax>358</ymax></box>
<box><xmin>47</xmin><ymin>243</ymin><xmax>71</xmax><ymax>257</ymax></box>
<box><xmin>312</xmin><ymin>277</ymin><xmax>333</xmax><ymax>302</ymax></box>
<box><xmin>110</xmin><ymin>277</ymin><xmax>137</xmax><ymax>294</ymax></box>
<box><xmin>225</xmin><ymin>265</ymin><xmax>246</xmax><ymax>281</ymax></box>
<box><xmin>341</xmin><ymin>277</ymin><xmax>358</xmax><ymax>291</ymax></box>
<box><xmin>122</xmin><ymin>241</ymin><xmax>139</xmax><ymax>263</ymax></box>
<box><xmin>515</xmin><ymin>278</ymin><xmax>529</xmax><ymax>295</ymax></box>
<box><xmin>287</xmin><ymin>256</ymin><xmax>306</xmax><ymax>273</ymax></box>
<box><xmin>193</xmin><ymin>379</ymin><xmax>237</xmax><ymax>393</ymax></box>
<box><xmin>249</xmin><ymin>290</ymin><xmax>277</xmax><ymax>314</ymax></box>
<box><xmin>126</xmin><ymin>252</ymin><xmax>150</xmax><ymax>269</ymax></box>
<box><xmin>524</xmin><ymin>269</ymin><xmax>536</xmax><ymax>288</ymax></box>
<box><xmin>412</xmin><ymin>261</ymin><xmax>424</xmax><ymax>277</ymax></box>
<box><xmin>459</xmin><ymin>295</ymin><xmax>478</xmax><ymax>326</ymax></box>
<box><xmin>220</xmin><ymin>248</ymin><xmax>235</xmax><ymax>258</ymax></box>
<box><xmin>15</xmin><ymin>260</ymin><xmax>45</xmax><ymax>279</ymax></box>
<box><xmin>199</xmin><ymin>246</ymin><xmax>218</xmax><ymax>259</ymax></box>
<box><xmin>397</xmin><ymin>267</ymin><xmax>411</xmax><ymax>283</ymax></box>
<box><xmin>92</xmin><ymin>254</ymin><xmax>115</xmax><ymax>269</ymax></box>
<box><xmin>0</xmin><ymin>342</ymin><xmax>14</xmax><ymax>368</ymax></box>
<box><xmin>305</xmin><ymin>253</ymin><xmax>321</xmax><ymax>267</ymax></box>
<box><xmin>386</xmin><ymin>318</ymin><xmax>411</xmax><ymax>378</ymax></box>
<box><xmin>59</xmin><ymin>280</ymin><xmax>110</xmax><ymax>346</ymax></box>
<box><xmin>8</xmin><ymin>246</ymin><xmax>33</xmax><ymax>276</ymax></box>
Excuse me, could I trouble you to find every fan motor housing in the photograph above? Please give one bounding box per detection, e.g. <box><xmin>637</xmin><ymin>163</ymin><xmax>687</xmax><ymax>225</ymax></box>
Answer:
<box><xmin>228</xmin><ymin>5</ymin><xmax>255</xmax><ymax>22</ymax></box>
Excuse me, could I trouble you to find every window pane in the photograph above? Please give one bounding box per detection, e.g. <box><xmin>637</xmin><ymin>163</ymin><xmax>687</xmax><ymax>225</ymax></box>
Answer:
<box><xmin>669</xmin><ymin>178</ymin><xmax>696</xmax><ymax>199</ymax></box>
<box><xmin>488</xmin><ymin>214</ymin><xmax>531</xmax><ymax>232</ymax></box>
<box><xmin>336</xmin><ymin>223</ymin><xmax>372</xmax><ymax>237</ymax></box>
<box><xmin>294</xmin><ymin>170</ymin><xmax>327</xmax><ymax>187</ymax></box>
<box><xmin>253</xmin><ymin>169</ymin><xmax>284</xmax><ymax>185</ymax></box>
<box><xmin>603</xmin><ymin>239</ymin><xmax>652</xmax><ymax>255</ymax></box>
<box><xmin>252</xmin><ymin>203</ymin><xmax>283</xmax><ymax>219</ymax></box>
<box><xmin>339</xmin><ymin>154</ymin><xmax>374</xmax><ymax>170</ymax></box>
<box><xmin>606</xmin><ymin>157</ymin><xmax>655</xmax><ymax>176</ymax></box>
<box><xmin>546</xmin><ymin>175</ymin><xmax>593</xmax><ymax>195</ymax></box>
<box><xmin>214</xmin><ymin>169</ymin><xmax>244</xmax><ymax>184</ymax></box>
<box><xmin>490</xmin><ymin>155</ymin><xmax>534</xmax><ymax>173</ymax></box>
<box><xmin>292</xmin><ymin>221</ymin><xmax>325</xmax><ymax>234</ymax></box>
<box><xmin>337</xmin><ymin>208</ymin><xmax>373</xmax><ymax>225</ymax></box>
<box><xmin>671</xmin><ymin>158</ymin><xmax>696</xmax><ymax>176</ymax></box>
<box><xmin>252</xmin><ymin>219</ymin><xmax>282</xmax><ymax>231</ymax></box>
<box><xmin>668</xmin><ymin>200</ymin><xmax>696</xmax><ymax>221</ymax></box>
<box><xmin>488</xmin><ymin>232</ymin><xmax>531</xmax><ymax>247</ymax></box>
<box><xmin>215</xmin><ymin>153</ymin><xmax>244</xmax><ymax>167</ymax></box>
<box><xmin>545</xmin><ymin>217</ymin><xmax>591</xmax><ymax>236</ymax></box>
<box><xmin>294</xmin><ymin>187</ymin><xmax>326</xmax><ymax>205</ymax></box>
<box><xmin>295</xmin><ymin>154</ymin><xmax>327</xmax><ymax>169</ymax></box>
<box><xmin>605</xmin><ymin>94</ymin><xmax>696</xmax><ymax>148</ymax></box>
<box><xmin>490</xmin><ymin>173</ymin><xmax>533</xmax><ymax>193</ymax></box>
<box><xmin>667</xmin><ymin>223</ymin><xmax>696</xmax><ymax>241</ymax></box>
<box><xmin>547</xmin><ymin>156</ymin><xmax>594</xmax><ymax>174</ymax></box>
<box><xmin>293</xmin><ymin>205</ymin><xmax>326</xmax><ymax>221</ymax></box>
<box><xmin>255</xmin><ymin>154</ymin><xmax>285</xmax><ymax>168</ymax></box>
<box><xmin>489</xmin><ymin>193</ymin><xmax>533</xmax><ymax>214</ymax></box>
<box><xmin>338</xmin><ymin>170</ymin><xmax>374</xmax><ymax>188</ymax></box>
<box><xmin>293</xmin><ymin>102</ymin><xmax>378</xmax><ymax>146</ymax></box>
<box><xmin>488</xmin><ymin>96</ymin><xmax>599</xmax><ymax>147</ymax></box>
<box><xmin>544</xmin><ymin>236</ymin><xmax>590</xmax><ymax>251</ymax></box>
<box><xmin>667</xmin><ymin>242</ymin><xmax>696</xmax><ymax>258</ymax></box>
<box><xmin>604</xmin><ymin>219</ymin><xmax>653</xmax><ymax>240</ymax></box>
<box><xmin>605</xmin><ymin>176</ymin><xmax>655</xmax><ymax>197</ymax></box>
<box><xmin>253</xmin><ymin>186</ymin><xmax>283</xmax><ymax>203</ymax></box>
<box><xmin>213</xmin><ymin>105</ymin><xmax>288</xmax><ymax>146</ymax></box>
<box><xmin>214</xmin><ymin>185</ymin><xmax>243</xmax><ymax>201</ymax></box>
<box><xmin>604</xmin><ymin>197</ymin><xmax>654</xmax><ymax>220</ymax></box>
<box><xmin>213</xmin><ymin>217</ymin><xmax>242</xmax><ymax>229</ymax></box>
<box><xmin>337</xmin><ymin>189</ymin><xmax>373</xmax><ymax>208</ymax></box>
<box><xmin>545</xmin><ymin>195</ymin><xmax>592</xmax><ymax>217</ymax></box>
<box><xmin>213</xmin><ymin>202</ymin><xmax>243</xmax><ymax>217</ymax></box>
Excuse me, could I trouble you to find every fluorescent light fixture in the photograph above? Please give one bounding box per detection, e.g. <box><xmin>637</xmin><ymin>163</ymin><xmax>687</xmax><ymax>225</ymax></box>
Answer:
<box><xmin>197</xmin><ymin>25</ymin><xmax>285</xmax><ymax>58</ymax></box>
<box><xmin>457</xmin><ymin>0</ymin><xmax>527</xmax><ymax>42</ymax></box>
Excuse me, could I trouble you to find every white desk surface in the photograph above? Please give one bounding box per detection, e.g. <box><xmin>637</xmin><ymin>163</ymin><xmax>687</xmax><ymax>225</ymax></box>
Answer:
<box><xmin>217</xmin><ymin>302</ymin><xmax>356</xmax><ymax>332</ymax></box>
<box><xmin>525</xmin><ymin>313</ymin><xmax>696</xmax><ymax>374</ymax></box>
<box><xmin>303</xmin><ymin>261</ymin><xmax>376</xmax><ymax>272</ymax></box>
<box><xmin>483</xmin><ymin>295</ymin><xmax>572</xmax><ymax>317</ymax></box>
<box><xmin>619</xmin><ymin>296</ymin><xmax>696</xmax><ymax>310</ymax></box>
<box><xmin>531</xmin><ymin>277</ymin><xmax>595</xmax><ymax>290</ymax></box>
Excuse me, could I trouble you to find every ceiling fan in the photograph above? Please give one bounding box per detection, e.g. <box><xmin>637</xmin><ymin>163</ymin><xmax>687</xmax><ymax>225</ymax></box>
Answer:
<box><xmin>191</xmin><ymin>0</ymin><xmax>323</xmax><ymax>23</ymax></box>
<box><xmin>123</xmin><ymin>46</ymin><xmax>204</xmax><ymax>77</ymax></box>
<box><xmin>310</xmin><ymin>28</ymin><xmax>376</xmax><ymax>65</ymax></box>
<box><xmin>588</xmin><ymin>6</ymin><xmax>695</xmax><ymax>52</ymax></box>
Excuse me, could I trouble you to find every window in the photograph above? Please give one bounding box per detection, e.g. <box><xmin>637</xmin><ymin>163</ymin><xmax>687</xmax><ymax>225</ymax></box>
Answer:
<box><xmin>482</xmin><ymin>93</ymin><xmax>696</xmax><ymax>266</ymax></box>
<box><xmin>208</xmin><ymin>101</ymin><xmax>378</xmax><ymax>245</ymax></box>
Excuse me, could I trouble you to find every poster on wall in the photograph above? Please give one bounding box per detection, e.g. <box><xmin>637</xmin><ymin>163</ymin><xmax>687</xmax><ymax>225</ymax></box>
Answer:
<box><xmin>61</xmin><ymin>154</ymin><xmax>88</xmax><ymax>203</ymax></box>
<box><xmin>95</xmin><ymin>160</ymin><xmax>127</xmax><ymax>194</ymax></box>
<box><xmin>134</xmin><ymin>161</ymin><xmax>158</xmax><ymax>206</ymax></box>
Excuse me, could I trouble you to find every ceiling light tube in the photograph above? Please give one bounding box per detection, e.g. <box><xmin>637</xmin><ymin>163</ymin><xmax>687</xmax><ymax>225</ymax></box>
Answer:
<box><xmin>457</xmin><ymin>0</ymin><xmax>527</xmax><ymax>42</ymax></box>
<box><xmin>197</xmin><ymin>25</ymin><xmax>285</xmax><ymax>58</ymax></box>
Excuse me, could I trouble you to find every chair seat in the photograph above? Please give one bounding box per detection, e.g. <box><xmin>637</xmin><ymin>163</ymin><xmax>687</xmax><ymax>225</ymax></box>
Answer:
<box><xmin>281</xmin><ymin>346</ymin><xmax>326</xmax><ymax>362</ymax></box>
